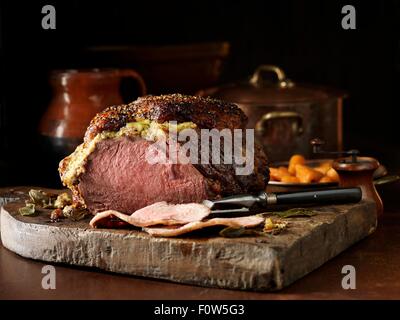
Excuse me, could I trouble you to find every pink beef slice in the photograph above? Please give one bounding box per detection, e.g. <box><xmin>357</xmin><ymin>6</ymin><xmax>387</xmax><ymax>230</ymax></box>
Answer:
<box><xmin>78</xmin><ymin>136</ymin><xmax>208</xmax><ymax>214</ymax></box>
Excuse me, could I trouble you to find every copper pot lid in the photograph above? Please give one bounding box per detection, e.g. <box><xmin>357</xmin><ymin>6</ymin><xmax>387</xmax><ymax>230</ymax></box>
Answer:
<box><xmin>201</xmin><ymin>65</ymin><xmax>347</xmax><ymax>105</ymax></box>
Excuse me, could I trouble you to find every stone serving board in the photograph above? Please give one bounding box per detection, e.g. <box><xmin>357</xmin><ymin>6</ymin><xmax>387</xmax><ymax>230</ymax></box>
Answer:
<box><xmin>0</xmin><ymin>188</ymin><xmax>377</xmax><ymax>291</ymax></box>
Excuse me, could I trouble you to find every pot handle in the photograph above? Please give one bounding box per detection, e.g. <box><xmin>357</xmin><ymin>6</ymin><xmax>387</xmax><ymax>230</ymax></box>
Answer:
<box><xmin>249</xmin><ymin>65</ymin><xmax>294</xmax><ymax>88</ymax></box>
<box><xmin>255</xmin><ymin>111</ymin><xmax>304</xmax><ymax>136</ymax></box>
<box><xmin>117</xmin><ymin>69</ymin><xmax>147</xmax><ymax>98</ymax></box>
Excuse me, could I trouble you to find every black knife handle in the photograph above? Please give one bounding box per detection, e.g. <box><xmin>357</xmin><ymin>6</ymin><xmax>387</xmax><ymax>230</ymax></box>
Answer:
<box><xmin>274</xmin><ymin>187</ymin><xmax>362</xmax><ymax>205</ymax></box>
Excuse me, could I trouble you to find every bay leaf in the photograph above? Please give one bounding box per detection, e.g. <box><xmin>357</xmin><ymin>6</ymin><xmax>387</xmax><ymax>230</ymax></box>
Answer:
<box><xmin>19</xmin><ymin>203</ymin><xmax>37</xmax><ymax>216</ymax></box>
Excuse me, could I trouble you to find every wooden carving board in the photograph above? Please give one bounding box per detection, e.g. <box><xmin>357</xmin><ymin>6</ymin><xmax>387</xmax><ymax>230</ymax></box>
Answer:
<box><xmin>0</xmin><ymin>188</ymin><xmax>377</xmax><ymax>291</ymax></box>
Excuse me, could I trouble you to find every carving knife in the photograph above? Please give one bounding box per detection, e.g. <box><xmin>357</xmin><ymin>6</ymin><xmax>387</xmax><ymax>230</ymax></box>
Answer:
<box><xmin>203</xmin><ymin>187</ymin><xmax>362</xmax><ymax>214</ymax></box>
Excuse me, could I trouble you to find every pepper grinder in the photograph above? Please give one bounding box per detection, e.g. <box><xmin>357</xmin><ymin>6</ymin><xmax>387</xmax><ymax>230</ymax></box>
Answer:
<box><xmin>311</xmin><ymin>138</ymin><xmax>383</xmax><ymax>218</ymax></box>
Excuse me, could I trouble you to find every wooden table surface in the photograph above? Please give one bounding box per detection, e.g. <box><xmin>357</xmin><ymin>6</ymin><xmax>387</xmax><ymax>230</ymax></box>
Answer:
<box><xmin>1</xmin><ymin>184</ymin><xmax>400</xmax><ymax>300</ymax></box>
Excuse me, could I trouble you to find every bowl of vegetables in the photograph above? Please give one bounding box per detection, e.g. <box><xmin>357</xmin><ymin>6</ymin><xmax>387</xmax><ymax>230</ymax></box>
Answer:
<box><xmin>267</xmin><ymin>154</ymin><xmax>387</xmax><ymax>192</ymax></box>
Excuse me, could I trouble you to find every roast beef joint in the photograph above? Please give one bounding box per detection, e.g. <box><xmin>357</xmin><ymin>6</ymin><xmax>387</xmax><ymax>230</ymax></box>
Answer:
<box><xmin>59</xmin><ymin>94</ymin><xmax>270</xmax><ymax>234</ymax></box>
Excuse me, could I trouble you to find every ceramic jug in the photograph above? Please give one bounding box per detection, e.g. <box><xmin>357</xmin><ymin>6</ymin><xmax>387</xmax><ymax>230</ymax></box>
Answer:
<box><xmin>39</xmin><ymin>68</ymin><xmax>146</xmax><ymax>155</ymax></box>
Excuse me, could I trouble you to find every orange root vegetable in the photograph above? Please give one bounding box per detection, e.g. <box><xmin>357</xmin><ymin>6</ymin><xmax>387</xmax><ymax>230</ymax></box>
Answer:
<box><xmin>314</xmin><ymin>162</ymin><xmax>332</xmax><ymax>175</ymax></box>
<box><xmin>288</xmin><ymin>155</ymin><xmax>306</xmax><ymax>175</ymax></box>
<box><xmin>319</xmin><ymin>176</ymin><xmax>334</xmax><ymax>183</ymax></box>
<box><xmin>281</xmin><ymin>175</ymin><xmax>300</xmax><ymax>183</ymax></box>
<box><xmin>278</xmin><ymin>166</ymin><xmax>290</xmax><ymax>175</ymax></box>
<box><xmin>269</xmin><ymin>168</ymin><xmax>281</xmax><ymax>181</ymax></box>
<box><xmin>295</xmin><ymin>164</ymin><xmax>324</xmax><ymax>183</ymax></box>
<box><xmin>326</xmin><ymin>168</ymin><xmax>340</xmax><ymax>182</ymax></box>
<box><xmin>270</xmin><ymin>166</ymin><xmax>292</xmax><ymax>181</ymax></box>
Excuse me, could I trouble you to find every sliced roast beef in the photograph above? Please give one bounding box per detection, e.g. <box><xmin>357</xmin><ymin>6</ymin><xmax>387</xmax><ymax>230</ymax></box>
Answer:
<box><xmin>143</xmin><ymin>216</ymin><xmax>265</xmax><ymax>237</ymax></box>
<box><xmin>89</xmin><ymin>201</ymin><xmax>211</xmax><ymax>228</ymax></box>
<box><xmin>78</xmin><ymin>137</ymin><xmax>208</xmax><ymax>214</ymax></box>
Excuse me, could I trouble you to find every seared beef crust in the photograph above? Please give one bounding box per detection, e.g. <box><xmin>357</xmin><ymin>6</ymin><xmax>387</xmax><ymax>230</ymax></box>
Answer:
<box><xmin>84</xmin><ymin>94</ymin><xmax>247</xmax><ymax>142</ymax></box>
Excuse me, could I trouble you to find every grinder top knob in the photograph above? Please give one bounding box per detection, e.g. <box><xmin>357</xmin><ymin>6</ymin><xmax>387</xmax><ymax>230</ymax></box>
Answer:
<box><xmin>310</xmin><ymin>138</ymin><xmax>360</xmax><ymax>163</ymax></box>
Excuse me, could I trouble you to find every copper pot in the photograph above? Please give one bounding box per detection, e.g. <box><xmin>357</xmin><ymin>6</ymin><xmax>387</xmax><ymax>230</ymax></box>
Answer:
<box><xmin>198</xmin><ymin>65</ymin><xmax>347</xmax><ymax>162</ymax></box>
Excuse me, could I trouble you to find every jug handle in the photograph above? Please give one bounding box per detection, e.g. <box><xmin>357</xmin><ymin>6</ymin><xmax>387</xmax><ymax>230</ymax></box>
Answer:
<box><xmin>118</xmin><ymin>69</ymin><xmax>147</xmax><ymax>98</ymax></box>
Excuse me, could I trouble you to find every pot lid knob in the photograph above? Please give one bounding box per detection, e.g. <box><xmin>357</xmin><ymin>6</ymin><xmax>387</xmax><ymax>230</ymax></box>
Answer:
<box><xmin>249</xmin><ymin>65</ymin><xmax>295</xmax><ymax>88</ymax></box>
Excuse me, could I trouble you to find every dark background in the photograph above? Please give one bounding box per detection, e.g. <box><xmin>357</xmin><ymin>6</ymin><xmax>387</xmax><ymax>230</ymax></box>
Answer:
<box><xmin>0</xmin><ymin>0</ymin><xmax>399</xmax><ymax>187</ymax></box>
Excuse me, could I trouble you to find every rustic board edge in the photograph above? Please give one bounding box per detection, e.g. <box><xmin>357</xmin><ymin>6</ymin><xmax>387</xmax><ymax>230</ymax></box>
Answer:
<box><xmin>0</xmin><ymin>201</ymin><xmax>377</xmax><ymax>291</ymax></box>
